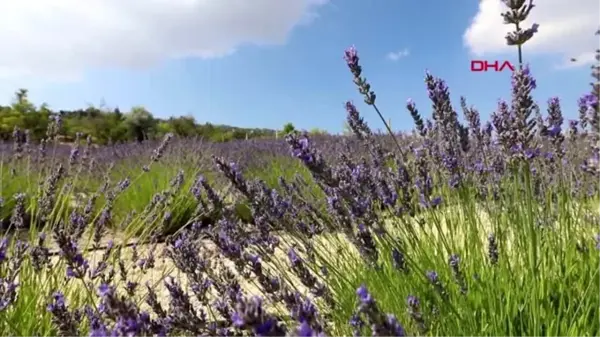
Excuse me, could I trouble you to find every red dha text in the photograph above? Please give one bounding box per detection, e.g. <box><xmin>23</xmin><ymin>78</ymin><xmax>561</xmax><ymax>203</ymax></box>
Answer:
<box><xmin>470</xmin><ymin>60</ymin><xmax>515</xmax><ymax>72</ymax></box>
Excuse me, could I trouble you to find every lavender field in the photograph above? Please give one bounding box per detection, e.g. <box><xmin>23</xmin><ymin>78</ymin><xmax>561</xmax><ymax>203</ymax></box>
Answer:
<box><xmin>0</xmin><ymin>2</ymin><xmax>599</xmax><ymax>336</ymax></box>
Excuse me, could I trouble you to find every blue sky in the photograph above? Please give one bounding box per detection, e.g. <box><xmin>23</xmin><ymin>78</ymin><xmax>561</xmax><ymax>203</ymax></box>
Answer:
<box><xmin>0</xmin><ymin>0</ymin><xmax>597</xmax><ymax>133</ymax></box>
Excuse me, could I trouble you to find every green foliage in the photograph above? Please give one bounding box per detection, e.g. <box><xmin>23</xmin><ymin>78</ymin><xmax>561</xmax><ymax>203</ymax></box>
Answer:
<box><xmin>309</xmin><ymin>127</ymin><xmax>329</xmax><ymax>136</ymax></box>
<box><xmin>282</xmin><ymin>122</ymin><xmax>296</xmax><ymax>134</ymax></box>
<box><xmin>0</xmin><ymin>89</ymin><xmax>278</xmax><ymax>144</ymax></box>
<box><xmin>322</xmin><ymin>180</ymin><xmax>599</xmax><ymax>336</ymax></box>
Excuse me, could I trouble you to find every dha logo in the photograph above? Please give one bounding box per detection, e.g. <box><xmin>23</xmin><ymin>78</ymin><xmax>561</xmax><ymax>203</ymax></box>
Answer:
<box><xmin>470</xmin><ymin>60</ymin><xmax>515</xmax><ymax>72</ymax></box>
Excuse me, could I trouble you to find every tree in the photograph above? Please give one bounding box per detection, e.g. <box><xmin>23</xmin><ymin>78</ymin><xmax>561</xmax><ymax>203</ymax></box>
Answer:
<box><xmin>282</xmin><ymin>122</ymin><xmax>296</xmax><ymax>134</ymax></box>
<box><xmin>169</xmin><ymin>115</ymin><xmax>197</xmax><ymax>137</ymax></box>
<box><xmin>156</xmin><ymin>121</ymin><xmax>174</xmax><ymax>137</ymax></box>
<box><xmin>0</xmin><ymin>88</ymin><xmax>281</xmax><ymax>143</ymax></box>
<box><xmin>125</xmin><ymin>106</ymin><xmax>156</xmax><ymax>142</ymax></box>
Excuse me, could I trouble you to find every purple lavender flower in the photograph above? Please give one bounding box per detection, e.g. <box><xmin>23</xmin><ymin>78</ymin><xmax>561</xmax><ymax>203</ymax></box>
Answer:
<box><xmin>47</xmin><ymin>292</ymin><xmax>80</xmax><ymax>336</ymax></box>
<box><xmin>426</xmin><ymin>270</ymin><xmax>448</xmax><ymax>298</ymax></box>
<box><xmin>285</xmin><ymin>133</ymin><xmax>338</xmax><ymax>188</ymax></box>
<box><xmin>232</xmin><ymin>296</ymin><xmax>287</xmax><ymax>336</ymax></box>
<box><xmin>150</xmin><ymin>133</ymin><xmax>173</xmax><ymax>162</ymax></box>
<box><xmin>406</xmin><ymin>98</ymin><xmax>426</xmax><ymax>137</ymax></box>
<box><xmin>349</xmin><ymin>313</ymin><xmax>365</xmax><ymax>336</ymax></box>
<box><xmin>295</xmin><ymin>321</ymin><xmax>323</xmax><ymax>337</ymax></box>
<box><xmin>30</xmin><ymin>233</ymin><xmax>50</xmax><ymax>272</ymax></box>
<box><xmin>0</xmin><ymin>279</ymin><xmax>18</xmax><ymax>311</ymax></box>
<box><xmin>356</xmin><ymin>284</ymin><xmax>374</xmax><ymax>306</ymax></box>
<box><xmin>287</xmin><ymin>248</ymin><xmax>330</xmax><ymax>299</ymax></box>
<box><xmin>354</xmin><ymin>285</ymin><xmax>406</xmax><ymax>336</ymax></box>
<box><xmin>488</xmin><ymin>233</ymin><xmax>499</xmax><ymax>265</ymax></box>
<box><xmin>356</xmin><ymin>223</ymin><xmax>379</xmax><ymax>266</ymax></box>
<box><xmin>406</xmin><ymin>295</ymin><xmax>427</xmax><ymax>333</ymax></box>
<box><xmin>10</xmin><ymin>193</ymin><xmax>26</xmax><ymax>230</ymax></box>
<box><xmin>53</xmin><ymin>230</ymin><xmax>89</xmax><ymax>279</ymax></box>
<box><xmin>0</xmin><ymin>238</ymin><xmax>7</xmax><ymax>263</ymax></box>
<box><xmin>391</xmin><ymin>247</ymin><xmax>407</xmax><ymax>272</ymax></box>
<box><xmin>345</xmin><ymin>101</ymin><xmax>373</xmax><ymax>139</ymax></box>
<box><xmin>449</xmin><ymin>254</ymin><xmax>467</xmax><ymax>294</ymax></box>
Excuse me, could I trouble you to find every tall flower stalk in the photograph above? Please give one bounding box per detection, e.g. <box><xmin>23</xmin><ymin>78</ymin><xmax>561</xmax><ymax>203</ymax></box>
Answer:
<box><xmin>500</xmin><ymin>0</ymin><xmax>539</xmax><ymax>69</ymax></box>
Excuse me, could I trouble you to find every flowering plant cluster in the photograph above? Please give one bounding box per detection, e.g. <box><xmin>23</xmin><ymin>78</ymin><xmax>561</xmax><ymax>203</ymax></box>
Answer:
<box><xmin>0</xmin><ymin>1</ymin><xmax>599</xmax><ymax>336</ymax></box>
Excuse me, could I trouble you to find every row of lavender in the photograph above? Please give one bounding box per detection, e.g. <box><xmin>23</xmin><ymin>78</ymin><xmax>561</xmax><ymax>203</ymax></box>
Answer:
<box><xmin>1</xmin><ymin>1</ymin><xmax>599</xmax><ymax>336</ymax></box>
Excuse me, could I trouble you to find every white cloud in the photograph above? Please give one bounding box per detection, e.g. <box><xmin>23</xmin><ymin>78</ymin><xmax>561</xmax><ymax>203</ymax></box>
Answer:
<box><xmin>0</xmin><ymin>0</ymin><xmax>328</xmax><ymax>81</ymax></box>
<box><xmin>387</xmin><ymin>48</ymin><xmax>410</xmax><ymax>61</ymax></box>
<box><xmin>463</xmin><ymin>0</ymin><xmax>599</xmax><ymax>67</ymax></box>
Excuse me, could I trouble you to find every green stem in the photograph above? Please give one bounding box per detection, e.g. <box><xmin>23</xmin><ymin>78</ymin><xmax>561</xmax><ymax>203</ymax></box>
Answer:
<box><xmin>515</xmin><ymin>22</ymin><xmax>524</xmax><ymax>70</ymax></box>
<box><xmin>371</xmin><ymin>104</ymin><xmax>407</xmax><ymax>161</ymax></box>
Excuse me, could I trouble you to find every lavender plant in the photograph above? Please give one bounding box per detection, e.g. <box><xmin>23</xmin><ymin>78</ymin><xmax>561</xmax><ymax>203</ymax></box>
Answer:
<box><xmin>0</xmin><ymin>0</ymin><xmax>598</xmax><ymax>336</ymax></box>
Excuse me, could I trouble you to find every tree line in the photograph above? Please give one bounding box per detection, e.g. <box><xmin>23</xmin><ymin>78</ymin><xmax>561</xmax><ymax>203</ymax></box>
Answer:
<box><xmin>0</xmin><ymin>89</ymin><xmax>281</xmax><ymax>144</ymax></box>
